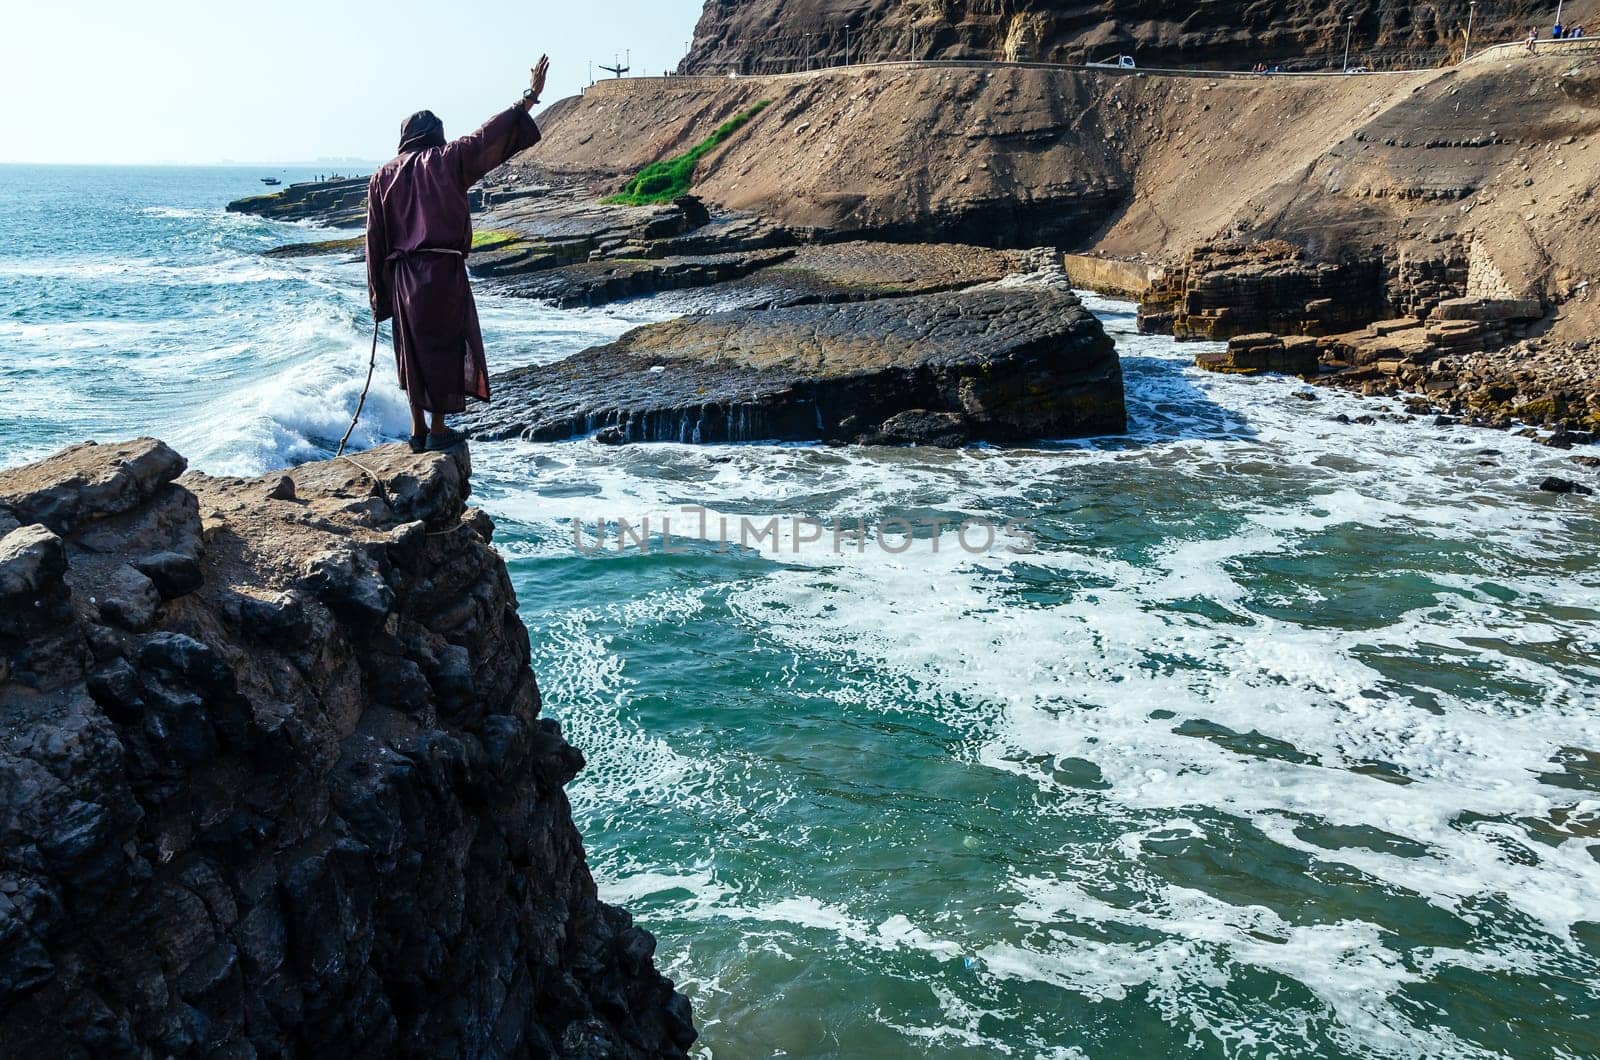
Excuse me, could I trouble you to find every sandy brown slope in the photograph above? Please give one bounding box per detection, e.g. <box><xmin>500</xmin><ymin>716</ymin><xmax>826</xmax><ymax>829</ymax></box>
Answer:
<box><xmin>506</xmin><ymin>43</ymin><xmax>1600</xmax><ymax>338</ymax></box>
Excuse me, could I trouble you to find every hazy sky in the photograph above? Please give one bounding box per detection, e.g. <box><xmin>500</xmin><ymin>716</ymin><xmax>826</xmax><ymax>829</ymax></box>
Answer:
<box><xmin>1</xmin><ymin>0</ymin><xmax>705</xmax><ymax>164</ymax></box>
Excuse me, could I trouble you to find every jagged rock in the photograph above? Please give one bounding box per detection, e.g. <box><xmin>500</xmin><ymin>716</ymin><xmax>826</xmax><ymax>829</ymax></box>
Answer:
<box><xmin>0</xmin><ymin>524</ymin><xmax>70</xmax><ymax>637</ymax></box>
<box><xmin>858</xmin><ymin>410</ymin><xmax>971</xmax><ymax>448</ymax></box>
<box><xmin>672</xmin><ymin>194</ymin><xmax>711</xmax><ymax>230</ymax></box>
<box><xmin>0</xmin><ymin>438</ymin><xmax>186</xmax><ymax>536</ymax></box>
<box><xmin>96</xmin><ymin>563</ymin><xmax>160</xmax><ymax>631</ymax></box>
<box><xmin>0</xmin><ymin>440</ymin><xmax>694</xmax><ymax>1058</ymax></box>
<box><xmin>1540</xmin><ymin>475</ymin><xmax>1594</xmax><ymax>495</ymax></box>
<box><xmin>132</xmin><ymin>550</ymin><xmax>204</xmax><ymax>599</ymax></box>
<box><xmin>466</xmin><ymin>280</ymin><xmax>1124</xmax><ymax>446</ymax></box>
<box><xmin>1316</xmin><ymin>336</ymin><xmax>1600</xmax><ymax>434</ymax></box>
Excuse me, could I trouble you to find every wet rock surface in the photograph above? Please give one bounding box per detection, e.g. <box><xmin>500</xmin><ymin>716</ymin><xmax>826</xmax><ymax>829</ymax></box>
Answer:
<box><xmin>497</xmin><ymin>247</ymin><xmax>796</xmax><ymax>308</ymax></box>
<box><xmin>1197</xmin><ymin>333</ymin><xmax>1321</xmax><ymax>378</ymax></box>
<box><xmin>1315</xmin><ymin>337</ymin><xmax>1600</xmax><ymax>434</ymax></box>
<box><xmin>0</xmin><ymin>439</ymin><xmax>694</xmax><ymax>1058</ymax></box>
<box><xmin>465</xmin><ymin>272</ymin><xmax>1124</xmax><ymax>446</ymax></box>
<box><xmin>262</xmin><ymin>236</ymin><xmax>365</xmax><ymax>260</ymax></box>
<box><xmin>695</xmin><ymin>241</ymin><xmax>1031</xmax><ymax>310</ymax></box>
<box><xmin>227</xmin><ymin>177</ymin><xmax>368</xmax><ymax>226</ymax></box>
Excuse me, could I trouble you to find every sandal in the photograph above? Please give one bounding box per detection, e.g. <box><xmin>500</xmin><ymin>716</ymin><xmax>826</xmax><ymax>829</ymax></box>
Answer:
<box><xmin>407</xmin><ymin>433</ymin><xmax>427</xmax><ymax>454</ymax></box>
<box><xmin>426</xmin><ymin>427</ymin><xmax>469</xmax><ymax>451</ymax></box>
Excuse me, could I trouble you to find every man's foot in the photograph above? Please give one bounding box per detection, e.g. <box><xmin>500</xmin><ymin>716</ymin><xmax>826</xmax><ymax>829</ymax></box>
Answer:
<box><xmin>426</xmin><ymin>427</ymin><xmax>469</xmax><ymax>451</ymax></box>
<box><xmin>408</xmin><ymin>433</ymin><xmax>427</xmax><ymax>454</ymax></box>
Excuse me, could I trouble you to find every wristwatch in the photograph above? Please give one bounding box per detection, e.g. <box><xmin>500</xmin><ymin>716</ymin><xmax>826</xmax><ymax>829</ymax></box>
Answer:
<box><xmin>522</xmin><ymin>88</ymin><xmax>540</xmax><ymax>104</ymax></box>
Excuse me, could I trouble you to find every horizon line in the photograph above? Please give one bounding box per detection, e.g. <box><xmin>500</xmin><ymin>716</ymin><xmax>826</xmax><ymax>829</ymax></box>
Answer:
<box><xmin>0</xmin><ymin>159</ymin><xmax>387</xmax><ymax>169</ymax></box>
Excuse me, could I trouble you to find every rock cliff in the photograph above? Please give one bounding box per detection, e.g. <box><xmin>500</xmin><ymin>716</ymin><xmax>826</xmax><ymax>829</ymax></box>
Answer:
<box><xmin>0</xmin><ymin>439</ymin><xmax>695</xmax><ymax>1057</ymax></box>
<box><xmin>681</xmin><ymin>0</ymin><xmax>1557</xmax><ymax>74</ymax></box>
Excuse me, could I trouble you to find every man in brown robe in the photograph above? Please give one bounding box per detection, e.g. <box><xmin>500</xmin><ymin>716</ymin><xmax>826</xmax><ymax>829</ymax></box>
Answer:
<box><xmin>366</xmin><ymin>56</ymin><xmax>549</xmax><ymax>452</ymax></box>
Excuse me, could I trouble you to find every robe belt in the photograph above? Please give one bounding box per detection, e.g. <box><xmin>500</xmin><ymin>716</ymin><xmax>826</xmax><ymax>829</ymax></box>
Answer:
<box><xmin>385</xmin><ymin>247</ymin><xmax>465</xmax><ymax>263</ymax></box>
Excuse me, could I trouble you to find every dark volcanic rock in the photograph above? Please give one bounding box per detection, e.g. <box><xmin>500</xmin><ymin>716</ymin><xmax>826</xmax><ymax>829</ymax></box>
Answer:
<box><xmin>227</xmin><ymin>177</ymin><xmax>369</xmax><ymax>226</ymax></box>
<box><xmin>501</xmin><ymin>241</ymin><xmax>1027</xmax><ymax>311</ymax></box>
<box><xmin>857</xmin><ymin>410</ymin><xmax>971</xmax><ymax>448</ymax></box>
<box><xmin>500</xmin><ymin>248</ymin><xmax>796</xmax><ymax>307</ymax></box>
<box><xmin>1540</xmin><ymin>475</ymin><xmax>1594</xmax><ymax>496</ymax></box>
<box><xmin>465</xmin><ymin>276</ymin><xmax>1124</xmax><ymax>446</ymax></box>
<box><xmin>699</xmin><ymin>241</ymin><xmax>1030</xmax><ymax>310</ymax></box>
<box><xmin>0</xmin><ymin>439</ymin><xmax>694</xmax><ymax>1057</ymax></box>
<box><xmin>262</xmin><ymin>236</ymin><xmax>366</xmax><ymax>260</ymax></box>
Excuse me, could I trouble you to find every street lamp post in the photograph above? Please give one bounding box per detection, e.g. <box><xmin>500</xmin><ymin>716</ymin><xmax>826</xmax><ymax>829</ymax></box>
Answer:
<box><xmin>1343</xmin><ymin>15</ymin><xmax>1354</xmax><ymax>71</ymax></box>
<box><xmin>1465</xmin><ymin>0</ymin><xmax>1477</xmax><ymax>61</ymax></box>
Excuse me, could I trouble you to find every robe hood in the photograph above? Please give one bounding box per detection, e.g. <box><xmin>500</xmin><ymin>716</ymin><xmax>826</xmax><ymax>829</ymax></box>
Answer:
<box><xmin>399</xmin><ymin>110</ymin><xmax>446</xmax><ymax>153</ymax></box>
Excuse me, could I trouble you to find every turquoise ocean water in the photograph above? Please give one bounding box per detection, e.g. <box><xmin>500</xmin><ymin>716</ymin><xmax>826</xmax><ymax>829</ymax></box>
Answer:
<box><xmin>2</xmin><ymin>164</ymin><xmax>1598</xmax><ymax>1058</ymax></box>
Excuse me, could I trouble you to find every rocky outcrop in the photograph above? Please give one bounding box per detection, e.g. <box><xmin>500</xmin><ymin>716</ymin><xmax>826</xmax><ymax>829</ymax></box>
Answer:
<box><xmin>0</xmin><ymin>439</ymin><xmax>695</xmax><ymax>1057</ymax></box>
<box><xmin>1197</xmin><ymin>333</ymin><xmax>1321</xmax><ymax>378</ymax></box>
<box><xmin>680</xmin><ymin>0</ymin><xmax>1549</xmax><ymax>74</ymax></box>
<box><xmin>262</xmin><ymin>236</ymin><xmax>365</xmax><ymax>260</ymax></box>
<box><xmin>1137</xmin><ymin>241</ymin><xmax>1388</xmax><ymax>340</ymax></box>
<box><xmin>465</xmin><ymin>273</ymin><xmax>1124</xmax><ymax>446</ymax></box>
<box><xmin>1316</xmin><ymin>334</ymin><xmax>1600</xmax><ymax>433</ymax></box>
<box><xmin>227</xmin><ymin>177</ymin><xmax>369</xmax><ymax>226</ymax></box>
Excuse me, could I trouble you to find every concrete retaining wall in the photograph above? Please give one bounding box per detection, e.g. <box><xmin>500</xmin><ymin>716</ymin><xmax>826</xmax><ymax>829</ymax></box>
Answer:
<box><xmin>1062</xmin><ymin>254</ymin><xmax>1157</xmax><ymax>298</ymax></box>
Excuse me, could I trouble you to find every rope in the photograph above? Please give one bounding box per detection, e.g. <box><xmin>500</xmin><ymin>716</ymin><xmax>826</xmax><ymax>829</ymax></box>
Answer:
<box><xmin>336</xmin><ymin>317</ymin><xmax>382</xmax><ymax>459</ymax></box>
<box><xmin>326</xmin><ymin>309</ymin><xmax>461</xmax><ymax>537</ymax></box>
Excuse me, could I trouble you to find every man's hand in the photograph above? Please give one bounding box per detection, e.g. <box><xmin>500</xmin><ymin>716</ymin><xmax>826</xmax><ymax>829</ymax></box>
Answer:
<box><xmin>521</xmin><ymin>55</ymin><xmax>550</xmax><ymax>111</ymax></box>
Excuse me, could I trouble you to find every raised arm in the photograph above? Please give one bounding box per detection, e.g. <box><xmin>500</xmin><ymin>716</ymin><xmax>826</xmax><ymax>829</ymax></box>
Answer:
<box><xmin>364</xmin><ymin>172</ymin><xmax>392</xmax><ymax>322</ymax></box>
<box><xmin>446</xmin><ymin>55</ymin><xmax>550</xmax><ymax>188</ymax></box>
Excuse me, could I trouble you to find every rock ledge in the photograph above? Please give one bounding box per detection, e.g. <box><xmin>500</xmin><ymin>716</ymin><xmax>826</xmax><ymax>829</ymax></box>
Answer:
<box><xmin>0</xmin><ymin>439</ymin><xmax>694</xmax><ymax>1058</ymax></box>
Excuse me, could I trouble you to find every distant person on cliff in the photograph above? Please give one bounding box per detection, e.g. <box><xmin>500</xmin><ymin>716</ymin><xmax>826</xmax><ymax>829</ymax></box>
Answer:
<box><xmin>1526</xmin><ymin>28</ymin><xmax>1539</xmax><ymax>53</ymax></box>
<box><xmin>366</xmin><ymin>56</ymin><xmax>550</xmax><ymax>453</ymax></box>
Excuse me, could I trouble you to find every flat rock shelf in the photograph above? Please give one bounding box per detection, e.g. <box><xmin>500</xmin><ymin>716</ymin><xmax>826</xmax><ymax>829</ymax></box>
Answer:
<box><xmin>464</xmin><ymin>279</ymin><xmax>1126</xmax><ymax>447</ymax></box>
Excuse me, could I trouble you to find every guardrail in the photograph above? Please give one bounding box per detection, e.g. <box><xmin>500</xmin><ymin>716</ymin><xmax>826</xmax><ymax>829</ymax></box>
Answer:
<box><xmin>582</xmin><ymin>56</ymin><xmax>1444</xmax><ymax>96</ymax></box>
<box><xmin>585</xmin><ymin>36</ymin><xmax>1599</xmax><ymax>98</ymax></box>
<box><xmin>1465</xmin><ymin>36</ymin><xmax>1600</xmax><ymax>63</ymax></box>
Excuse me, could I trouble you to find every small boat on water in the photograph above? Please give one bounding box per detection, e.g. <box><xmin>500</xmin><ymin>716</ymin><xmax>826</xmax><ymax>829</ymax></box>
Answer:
<box><xmin>260</xmin><ymin>177</ymin><xmax>281</xmax><ymax>186</ymax></box>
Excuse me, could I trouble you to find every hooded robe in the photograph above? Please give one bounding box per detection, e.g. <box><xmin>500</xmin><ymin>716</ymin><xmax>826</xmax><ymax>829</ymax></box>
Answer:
<box><xmin>365</xmin><ymin>106</ymin><xmax>541</xmax><ymax>413</ymax></box>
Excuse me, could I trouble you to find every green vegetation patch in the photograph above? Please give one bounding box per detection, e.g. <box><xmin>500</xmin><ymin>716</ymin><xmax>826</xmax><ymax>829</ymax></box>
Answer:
<box><xmin>603</xmin><ymin>100</ymin><xmax>772</xmax><ymax>206</ymax></box>
<box><xmin>471</xmin><ymin>229</ymin><xmax>524</xmax><ymax>251</ymax></box>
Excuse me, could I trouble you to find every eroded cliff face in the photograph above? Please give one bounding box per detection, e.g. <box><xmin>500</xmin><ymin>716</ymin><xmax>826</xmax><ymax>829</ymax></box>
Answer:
<box><xmin>519</xmin><ymin>42</ymin><xmax>1600</xmax><ymax>341</ymax></box>
<box><xmin>0</xmin><ymin>439</ymin><xmax>695</xmax><ymax>1058</ymax></box>
<box><xmin>680</xmin><ymin>0</ymin><xmax>1558</xmax><ymax>74</ymax></box>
